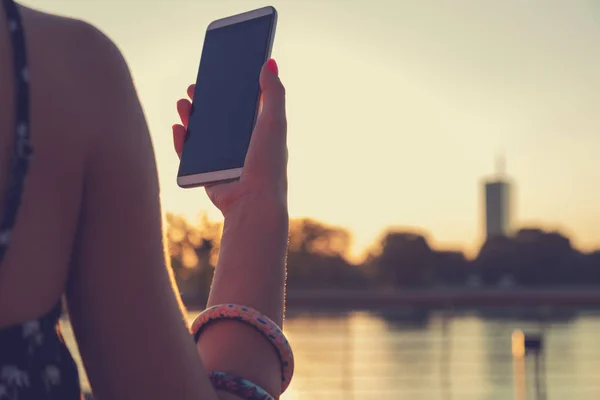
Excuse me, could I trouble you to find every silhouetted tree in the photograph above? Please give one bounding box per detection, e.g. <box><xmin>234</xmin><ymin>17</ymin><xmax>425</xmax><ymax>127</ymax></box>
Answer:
<box><xmin>369</xmin><ymin>231</ymin><xmax>436</xmax><ymax>288</ymax></box>
<box><xmin>511</xmin><ymin>229</ymin><xmax>574</xmax><ymax>285</ymax></box>
<box><xmin>475</xmin><ymin>228</ymin><xmax>586</xmax><ymax>287</ymax></box>
<box><xmin>474</xmin><ymin>235</ymin><xmax>518</xmax><ymax>285</ymax></box>
<box><xmin>166</xmin><ymin>213</ymin><xmax>221</xmax><ymax>302</ymax></box>
<box><xmin>432</xmin><ymin>251</ymin><xmax>469</xmax><ymax>286</ymax></box>
<box><xmin>582</xmin><ymin>251</ymin><xmax>600</xmax><ymax>284</ymax></box>
<box><xmin>286</xmin><ymin>219</ymin><xmax>367</xmax><ymax>289</ymax></box>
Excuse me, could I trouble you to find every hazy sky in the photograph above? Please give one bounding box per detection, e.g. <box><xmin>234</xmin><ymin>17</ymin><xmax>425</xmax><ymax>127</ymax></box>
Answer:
<box><xmin>22</xmin><ymin>0</ymin><xmax>600</xmax><ymax>258</ymax></box>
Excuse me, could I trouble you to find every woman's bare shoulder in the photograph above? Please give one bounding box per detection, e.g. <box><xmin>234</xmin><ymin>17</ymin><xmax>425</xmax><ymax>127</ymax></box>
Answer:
<box><xmin>18</xmin><ymin>4</ymin><xmax>136</xmax><ymax>147</ymax></box>
<box><xmin>20</xmin><ymin>4</ymin><xmax>123</xmax><ymax>66</ymax></box>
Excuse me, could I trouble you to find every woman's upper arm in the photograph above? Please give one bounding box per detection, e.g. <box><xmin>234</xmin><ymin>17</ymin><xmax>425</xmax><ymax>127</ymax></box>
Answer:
<box><xmin>64</xmin><ymin>22</ymin><xmax>217</xmax><ymax>400</ymax></box>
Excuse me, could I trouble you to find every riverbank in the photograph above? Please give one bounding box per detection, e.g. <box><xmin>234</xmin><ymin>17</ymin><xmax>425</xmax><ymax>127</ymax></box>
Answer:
<box><xmin>184</xmin><ymin>288</ymin><xmax>600</xmax><ymax>311</ymax></box>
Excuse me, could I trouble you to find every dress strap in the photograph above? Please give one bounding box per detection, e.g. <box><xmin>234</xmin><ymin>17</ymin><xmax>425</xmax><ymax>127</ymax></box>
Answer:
<box><xmin>0</xmin><ymin>0</ymin><xmax>33</xmax><ymax>263</ymax></box>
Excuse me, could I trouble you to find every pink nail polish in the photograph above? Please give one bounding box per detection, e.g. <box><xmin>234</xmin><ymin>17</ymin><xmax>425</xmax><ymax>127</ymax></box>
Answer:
<box><xmin>267</xmin><ymin>59</ymin><xmax>279</xmax><ymax>76</ymax></box>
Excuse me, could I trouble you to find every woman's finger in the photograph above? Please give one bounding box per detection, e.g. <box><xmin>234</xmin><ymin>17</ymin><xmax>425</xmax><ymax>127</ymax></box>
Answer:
<box><xmin>259</xmin><ymin>59</ymin><xmax>285</xmax><ymax>119</ymax></box>
<box><xmin>177</xmin><ymin>98</ymin><xmax>192</xmax><ymax>128</ymax></box>
<box><xmin>187</xmin><ymin>84</ymin><xmax>195</xmax><ymax>101</ymax></box>
<box><xmin>172</xmin><ymin>124</ymin><xmax>186</xmax><ymax>159</ymax></box>
<box><xmin>243</xmin><ymin>60</ymin><xmax>287</xmax><ymax>183</ymax></box>
<box><xmin>255</xmin><ymin>59</ymin><xmax>285</xmax><ymax>135</ymax></box>
<box><xmin>252</xmin><ymin>59</ymin><xmax>286</xmax><ymax>143</ymax></box>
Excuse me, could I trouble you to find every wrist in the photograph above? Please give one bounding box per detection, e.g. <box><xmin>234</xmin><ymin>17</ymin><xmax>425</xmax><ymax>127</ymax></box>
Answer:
<box><xmin>219</xmin><ymin>195</ymin><xmax>289</xmax><ymax>265</ymax></box>
<box><xmin>223</xmin><ymin>194</ymin><xmax>288</xmax><ymax>229</ymax></box>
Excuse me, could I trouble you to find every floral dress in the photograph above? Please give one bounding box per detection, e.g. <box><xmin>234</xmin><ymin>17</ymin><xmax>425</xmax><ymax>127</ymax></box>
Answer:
<box><xmin>0</xmin><ymin>0</ymin><xmax>82</xmax><ymax>398</ymax></box>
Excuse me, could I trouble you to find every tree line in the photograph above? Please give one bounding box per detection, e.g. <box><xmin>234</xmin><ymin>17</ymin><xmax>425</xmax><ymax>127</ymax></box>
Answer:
<box><xmin>166</xmin><ymin>213</ymin><xmax>600</xmax><ymax>302</ymax></box>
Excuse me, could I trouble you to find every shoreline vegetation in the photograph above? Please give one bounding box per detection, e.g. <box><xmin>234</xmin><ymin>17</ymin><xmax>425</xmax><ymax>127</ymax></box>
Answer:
<box><xmin>167</xmin><ymin>213</ymin><xmax>600</xmax><ymax>313</ymax></box>
<box><xmin>183</xmin><ymin>288</ymin><xmax>600</xmax><ymax>312</ymax></box>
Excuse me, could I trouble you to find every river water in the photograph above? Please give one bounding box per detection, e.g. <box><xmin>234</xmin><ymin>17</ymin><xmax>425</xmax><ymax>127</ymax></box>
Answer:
<box><xmin>61</xmin><ymin>310</ymin><xmax>600</xmax><ymax>399</ymax></box>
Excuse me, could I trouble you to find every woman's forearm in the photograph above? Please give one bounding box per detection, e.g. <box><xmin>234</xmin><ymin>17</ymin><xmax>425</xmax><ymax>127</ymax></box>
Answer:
<box><xmin>207</xmin><ymin>200</ymin><xmax>288</xmax><ymax>325</ymax></box>
<box><xmin>197</xmin><ymin>199</ymin><xmax>289</xmax><ymax>397</ymax></box>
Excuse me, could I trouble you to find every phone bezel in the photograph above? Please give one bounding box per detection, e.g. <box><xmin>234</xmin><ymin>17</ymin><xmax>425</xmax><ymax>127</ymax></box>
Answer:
<box><xmin>177</xmin><ymin>6</ymin><xmax>278</xmax><ymax>189</ymax></box>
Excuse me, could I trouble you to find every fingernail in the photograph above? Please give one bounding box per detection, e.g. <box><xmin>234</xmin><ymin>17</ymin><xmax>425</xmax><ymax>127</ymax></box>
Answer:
<box><xmin>267</xmin><ymin>58</ymin><xmax>279</xmax><ymax>76</ymax></box>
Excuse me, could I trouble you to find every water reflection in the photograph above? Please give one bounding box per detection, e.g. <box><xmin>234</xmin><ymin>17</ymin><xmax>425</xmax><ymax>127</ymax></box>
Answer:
<box><xmin>440</xmin><ymin>315</ymin><xmax>452</xmax><ymax>400</ymax></box>
<box><xmin>482</xmin><ymin>320</ymin><xmax>519</xmax><ymax>392</ymax></box>
<box><xmin>60</xmin><ymin>310</ymin><xmax>600</xmax><ymax>399</ymax></box>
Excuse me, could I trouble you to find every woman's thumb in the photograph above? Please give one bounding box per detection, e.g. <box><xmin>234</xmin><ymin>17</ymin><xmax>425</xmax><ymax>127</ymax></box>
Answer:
<box><xmin>244</xmin><ymin>59</ymin><xmax>287</xmax><ymax>182</ymax></box>
<box><xmin>259</xmin><ymin>59</ymin><xmax>286</xmax><ymax>118</ymax></box>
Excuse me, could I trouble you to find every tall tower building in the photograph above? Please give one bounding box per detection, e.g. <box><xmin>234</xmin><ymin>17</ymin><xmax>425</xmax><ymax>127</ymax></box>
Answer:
<box><xmin>483</xmin><ymin>156</ymin><xmax>512</xmax><ymax>239</ymax></box>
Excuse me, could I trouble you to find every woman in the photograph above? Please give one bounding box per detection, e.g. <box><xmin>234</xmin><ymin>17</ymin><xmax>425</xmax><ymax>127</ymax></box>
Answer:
<box><xmin>0</xmin><ymin>1</ymin><xmax>290</xmax><ymax>399</ymax></box>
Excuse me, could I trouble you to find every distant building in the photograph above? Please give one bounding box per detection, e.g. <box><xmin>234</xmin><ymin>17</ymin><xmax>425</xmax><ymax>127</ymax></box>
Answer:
<box><xmin>483</xmin><ymin>156</ymin><xmax>512</xmax><ymax>239</ymax></box>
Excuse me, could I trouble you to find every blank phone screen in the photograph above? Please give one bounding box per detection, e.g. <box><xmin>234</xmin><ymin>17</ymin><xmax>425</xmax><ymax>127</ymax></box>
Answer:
<box><xmin>177</xmin><ymin>14</ymin><xmax>275</xmax><ymax>177</ymax></box>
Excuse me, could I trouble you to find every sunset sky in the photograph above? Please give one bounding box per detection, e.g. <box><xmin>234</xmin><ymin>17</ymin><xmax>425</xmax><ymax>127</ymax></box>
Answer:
<box><xmin>23</xmin><ymin>0</ymin><xmax>600</xmax><ymax>258</ymax></box>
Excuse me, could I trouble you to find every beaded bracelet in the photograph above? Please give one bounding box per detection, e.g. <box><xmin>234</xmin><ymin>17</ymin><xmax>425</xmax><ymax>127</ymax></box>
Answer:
<box><xmin>208</xmin><ymin>371</ymin><xmax>275</xmax><ymax>400</ymax></box>
<box><xmin>191</xmin><ymin>304</ymin><xmax>294</xmax><ymax>393</ymax></box>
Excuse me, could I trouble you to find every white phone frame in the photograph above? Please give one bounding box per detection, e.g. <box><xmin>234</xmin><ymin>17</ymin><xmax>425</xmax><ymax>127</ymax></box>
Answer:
<box><xmin>177</xmin><ymin>6</ymin><xmax>278</xmax><ymax>188</ymax></box>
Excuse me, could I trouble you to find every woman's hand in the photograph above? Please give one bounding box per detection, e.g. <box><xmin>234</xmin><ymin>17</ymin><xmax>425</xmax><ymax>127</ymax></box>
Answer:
<box><xmin>172</xmin><ymin>60</ymin><xmax>289</xmax><ymax>397</ymax></box>
<box><xmin>172</xmin><ymin>59</ymin><xmax>288</xmax><ymax>216</ymax></box>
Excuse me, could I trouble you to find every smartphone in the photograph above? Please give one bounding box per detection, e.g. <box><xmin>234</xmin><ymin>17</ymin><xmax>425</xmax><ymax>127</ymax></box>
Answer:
<box><xmin>177</xmin><ymin>6</ymin><xmax>278</xmax><ymax>188</ymax></box>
